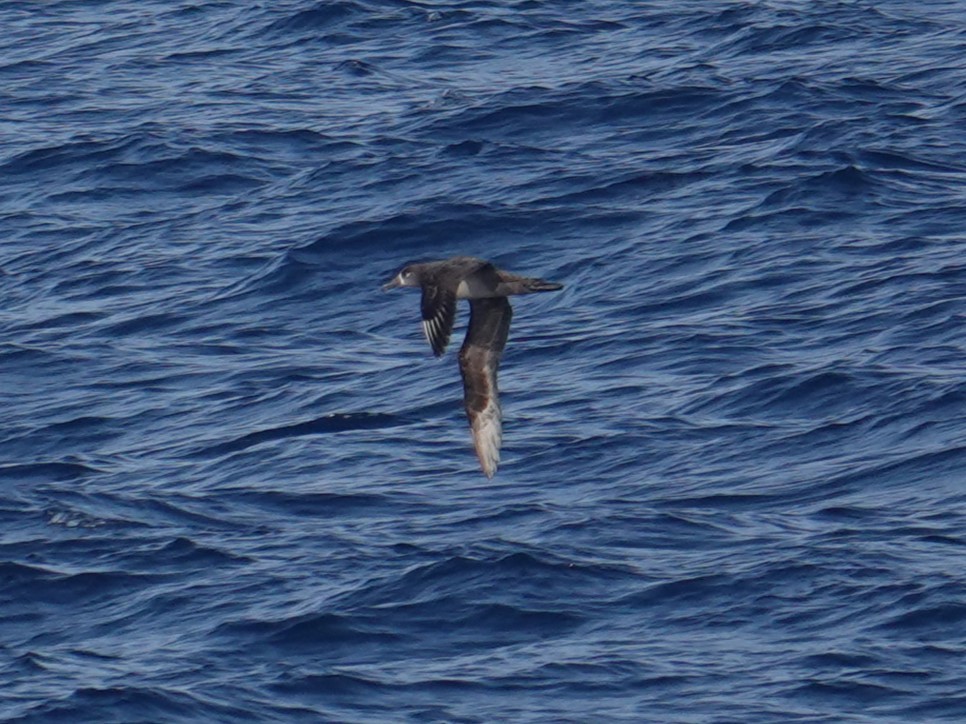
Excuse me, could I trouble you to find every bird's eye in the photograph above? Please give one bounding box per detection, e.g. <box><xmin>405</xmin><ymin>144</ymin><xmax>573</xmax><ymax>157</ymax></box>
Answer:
<box><xmin>403</xmin><ymin>270</ymin><xmax>412</xmax><ymax>278</ymax></box>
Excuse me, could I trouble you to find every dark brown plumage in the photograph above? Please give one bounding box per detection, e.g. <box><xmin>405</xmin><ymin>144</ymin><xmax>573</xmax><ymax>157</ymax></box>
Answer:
<box><xmin>383</xmin><ymin>256</ymin><xmax>562</xmax><ymax>477</ymax></box>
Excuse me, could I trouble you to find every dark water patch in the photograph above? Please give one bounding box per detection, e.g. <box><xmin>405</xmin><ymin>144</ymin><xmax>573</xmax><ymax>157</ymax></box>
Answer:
<box><xmin>132</xmin><ymin>497</ymin><xmax>259</xmax><ymax>532</ymax></box>
<box><xmin>87</xmin><ymin>146</ymin><xmax>270</xmax><ymax>195</ymax></box>
<box><xmin>162</xmin><ymin>46</ymin><xmax>244</xmax><ymax>64</ymax></box>
<box><xmin>0</xmin><ymin>136</ymin><xmax>140</xmax><ymax>178</ymax></box>
<box><xmin>177</xmin><ymin>172</ymin><xmax>265</xmax><ymax>194</ymax></box>
<box><xmin>455</xmin><ymin>601</ymin><xmax>583</xmax><ymax>635</ymax></box>
<box><xmin>423</xmin><ymin>81</ymin><xmax>728</xmax><ymax>142</ymax></box>
<box><xmin>264</xmin><ymin>1</ymin><xmax>364</xmax><ymax>36</ymax></box>
<box><xmin>915</xmin><ymin>534</ymin><xmax>966</xmax><ymax>548</ymax></box>
<box><xmin>0</xmin><ymin>565</ymin><xmax>161</xmax><ymax>607</ymax></box>
<box><xmin>859</xmin><ymin>148</ymin><xmax>966</xmax><ymax>176</ymax></box>
<box><xmin>10</xmin><ymin>310</ymin><xmax>103</xmax><ymax>332</ymax></box>
<box><xmin>616</xmin><ymin>572</ymin><xmax>739</xmax><ymax>613</ymax></box>
<box><xmin>621</xmin><ymin>558</ymin><xmax>880</xmax><ymax>634</ymax></box>
<box><xmin>688</xmin><ymin>365</ymin><xmax>895</xmax><ymax>423</ymax></box>
<box><xmin>334</xmin><ymin>58</ymin><xmax>377</xmax><ymax>77</ymax></box>
<box><xmin>339</xmin><ymin>552</ymin><xmax>620</xmax><ymax>612</ymax></box>
<box><xmin>304</xmin><ymin>204</ymin><xmax>506</xmax><ymax>255</ymax></box>
<box><xmin>214</xmin><ymin>611</ymin><xmax>400</xmax><ymax>651</ymax></box>
<box><xmin>20</xmin><ymin>685</ymin><xmax>253</xmax><ymax>723</ymax></box>
<box><xmin>815</xmin><ymin>445</ymin><xmax>966</xmax><ymax>494</ymax></box>
<box><xmin>543</xmin><ymin>167</ymin><xmax>712</xmax><ymax>206</ymax></box>
<box><xmin>0</xmin><ymin>561</ymin><xmax>58</xmax><ymax>593</ymax></box>
<box><xmin>652</xmin><ymin>492</ymin><xmax>782</xmax><ymax>512</ymax></box>
<box><xmin>756</xmin><ymin>164</ymin><xmax>875</xmax><ymax>212</ymax></box>
<box><xmin>354</xmin><ymin>597</ymin><xmax>584</xmax><ymax>644</ymax></box>
<box><xmin>813</xmin><ymin>506</ymin><xmax>880</xmax><ymax>522</ymax></box>
<box><xmin>789</xmin><ymin>678</ymin><xmax>911</xmax><ymax>708</ymax></box>
<box><xmin>99</xmin><ymin>311</ymin><xmax>185</xmax><ymax>337</ymax></box>
<box><xmin>440</xmin><ymin>139</ymin><xmax>485</xmax><ymax>157</ymax></box>
<box><xmin>0</xmin><ymin>462</ymin><xmax>101</xmax><ymax>482</ymax></box>
<box><xmin>727</xmin><ymin>21</ymin><xmax>860</xmax><ymax>56</ymax></box>
<box><xmin>268</xmin><ymin>670</ymin><xmax>397</xmax><ymax>697</ymax></box>
<box><xmin>801</xmin><ymin>650</ymin><xmax>880</xmax><ymax>671</ymax></box>
<box><xmin>225</xmin><ymin>489</ymin><xmax>392</xmax><ymax>517</ymax></box>
<box><xmin>880</xmin><ymin>603</ymin><xmax>966</xmax><ymax>636</ymax></box>
<box><xmin>133</xmin><ymin>536</ymin><xmax>252</xmax><ymax>570</ymax></box>
<box><xmin>191</xmin><ymin>413</ymin><xmax>406</xmax><ymax>458</ymax></box>
<box><xmin>219</xmin><ymin>127</ymin><xmax>356</xmax><ymax>159</ymax></box>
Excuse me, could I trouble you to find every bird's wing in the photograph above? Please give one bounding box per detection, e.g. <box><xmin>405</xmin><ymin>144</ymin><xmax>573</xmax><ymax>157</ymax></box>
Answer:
<box><xmin>459</xmin><ymin>297</ymin><xmax>512</xmax><ymax>478</ymax></box>
<box><xmin>420</xmin><ymin>285</ymin><xmax>457</xmax><ymax>357</ymax></box>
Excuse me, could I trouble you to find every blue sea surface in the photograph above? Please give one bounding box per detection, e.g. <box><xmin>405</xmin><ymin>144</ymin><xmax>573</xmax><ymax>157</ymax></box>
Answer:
<box><xmin>2</xmin><ymin>1</ymin><xmax>965</xmax><ymax>721</ymax></box>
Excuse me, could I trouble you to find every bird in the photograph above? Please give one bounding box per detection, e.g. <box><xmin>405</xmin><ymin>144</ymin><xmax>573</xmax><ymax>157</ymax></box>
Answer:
<box><xmin>382</xmin><ymin>256</ymin><xmax>563</xmax><ymax>477</ymax></box>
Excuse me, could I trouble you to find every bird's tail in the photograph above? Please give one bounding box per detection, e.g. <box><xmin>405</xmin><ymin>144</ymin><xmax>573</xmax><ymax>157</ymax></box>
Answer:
<box><xmin>523</xmin><ymin>277</ymin><xmax>564</xmax><ymax>292</ymax></box>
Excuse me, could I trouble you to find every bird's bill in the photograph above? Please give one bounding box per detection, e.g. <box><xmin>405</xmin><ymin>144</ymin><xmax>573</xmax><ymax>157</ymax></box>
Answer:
<box><xmin>381</xmin><ymin>275</ymin><xmax>401</xmax><ymax>291</ymax></box>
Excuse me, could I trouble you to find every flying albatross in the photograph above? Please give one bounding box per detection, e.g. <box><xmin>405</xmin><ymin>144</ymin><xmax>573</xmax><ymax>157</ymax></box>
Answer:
<box><xmin>382</xmin><ymin>256</ymin><xmax>563</xmax><ymax>477</ymax></box>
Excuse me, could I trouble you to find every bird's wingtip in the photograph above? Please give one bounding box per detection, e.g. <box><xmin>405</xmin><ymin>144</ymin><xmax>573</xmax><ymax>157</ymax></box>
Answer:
<box><xmin>475</xmin><ymin>441</ymin><xmax>500</xmax><ymax>478</ymax></box>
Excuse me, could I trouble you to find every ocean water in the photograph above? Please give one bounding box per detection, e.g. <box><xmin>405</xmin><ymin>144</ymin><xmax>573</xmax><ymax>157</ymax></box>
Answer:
<box><xmin>2</xmin><ymin>1</ymin><xmax>965</xmax><ymax>721</ymax></box>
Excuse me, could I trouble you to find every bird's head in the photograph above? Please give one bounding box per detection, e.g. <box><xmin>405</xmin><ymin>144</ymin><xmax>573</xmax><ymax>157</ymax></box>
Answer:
<box><xmin>381</xmin><ymin>264</ymin><xmax>421</xmax><ymax>291</ymax></box>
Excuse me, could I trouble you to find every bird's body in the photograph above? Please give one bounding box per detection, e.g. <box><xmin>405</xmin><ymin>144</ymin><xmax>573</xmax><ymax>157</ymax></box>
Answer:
<box><xmin>383</xmin><ymin>256</ymin><xmax>563</xmax><ymax>477</ymax></box>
